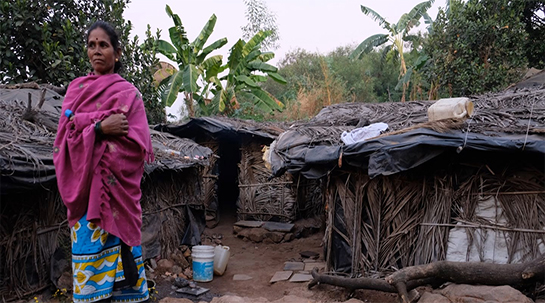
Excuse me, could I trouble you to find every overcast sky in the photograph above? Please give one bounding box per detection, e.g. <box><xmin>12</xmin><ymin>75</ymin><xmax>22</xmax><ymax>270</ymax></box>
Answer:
<box><xmin>124</xmin><ymin>0</ymin><xmax>443</xmax><ymax>118</ymax></box>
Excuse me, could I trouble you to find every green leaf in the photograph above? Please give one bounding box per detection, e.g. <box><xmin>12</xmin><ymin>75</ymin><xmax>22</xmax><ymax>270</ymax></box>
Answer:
<box><xmin>247</xmin><ymin>61</ymin><xmax>277</xmax><ymax>72</ymax></box>
<box><xmin>202</xmin><ymin>55</ymin><xmax>223</xmax><ymax>80</ymax></box>
<box><xmin>236</xmin><ymin>75</ymin><xmax>259</xmax><ymax>88</ymax></box>
<box><xmin>360</xmin><ymin>5</ymin><xmax>391</xmax><ymax>30</ymax></box>
<box><xmin>395</xmin><ymin>68</ymin><xmax>413</xmax><ymax>90</ymax></box>
<box><xmin>243</xmin><ymin>30</ymin><xmax>271</xmax><ymax>57</ymax></box>
<box><xmin>156</xmin><ymin>39</ymin><xmax>177</xmax><ymax>61</ymax></box>
<box><xmin>182</xmin><ymin>64</ymin><xmax>201</xmax><ymax>93</ymax></box>
<box><xmin>267</xmin><ymin>72</ymin><xmax>287</xmax><ymax>84</ymax></box>
<box><xmin>396</xmin><ymin>0</ymin><xmax>434</xmax><ymax>33</ymax></box>
<box><xmin>197</xmin><ymin>38</ymin><xmax>228</xmax><ymax>62</ymax></box>
<box><xmin>192</xmin><ymin>14</ymin><xmax>217</xmax><ymax>54</ymax></box>
<box><xmin>350</xmin><ymin>34</ymin><xmax>389</xmax><ymax>59</ymax></box>
<box><xmin>162</xmin><ymin>70</ymin><xmax>184</xmax><ymax>107</ymax></box>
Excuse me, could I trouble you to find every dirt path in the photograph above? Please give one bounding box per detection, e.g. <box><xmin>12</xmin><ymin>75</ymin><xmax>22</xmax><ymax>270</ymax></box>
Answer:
<box><xmin>155</xmin><ymin>211</ymin><xmax>399</xmax><ymax>303</ymax></box>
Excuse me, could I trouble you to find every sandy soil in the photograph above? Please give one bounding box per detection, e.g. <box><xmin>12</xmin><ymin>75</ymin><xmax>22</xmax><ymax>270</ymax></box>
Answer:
<box><xmin>154</xmin><ymin>211</ymin><xmax>399</xmax><ymax>303</ymax></box>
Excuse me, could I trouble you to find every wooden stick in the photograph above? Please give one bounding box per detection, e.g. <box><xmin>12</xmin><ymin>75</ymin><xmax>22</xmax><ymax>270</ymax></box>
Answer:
<box><xmin>471</xmin><ymin>191</ymin><xmax>545</xmax><ymax>195</ymax></box>
<box><xmin>419</xmin><ymin>222</ymin><xmax>545</xmax><ymax>234</ymax></box>
<box><xmin>238</xmin><ymin>181</ymin><xmax>293</xmax><ymax>188</ymax></box>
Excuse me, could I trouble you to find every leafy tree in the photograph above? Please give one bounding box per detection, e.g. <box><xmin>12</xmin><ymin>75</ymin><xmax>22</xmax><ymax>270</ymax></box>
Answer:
<box><xmin>241</xmin><ymin>0</ymin><xmax>280</xmax><ymax>51</ymax></box>
<box><xmin>423</xmin><ymin>0</ymin><xmax>528</xmax><ymax>97</ymax></box>
<box><xmin>209</xmin><ymin>30</ymin><xmax>286</xmax><ymax>118</ymax></box>
<box><xmin>522</xmin><ymin>1</ymin><xmax>545</xmax><ymax>69</ymax></box>
<box><xmin>350</xmin><ymin>0</ymin><xmax>435</xmax><ymax>102</ymax></box>
<box><xmin>156</xmin><ymin>5</ymin><xmax>228</xmax><ymax>118</ymax></box>
<box><xmin>157</xmin><ymin>5</ymin><xmax>285</xmax><ymax>118</ymax></box>
<box><xmin>0</xmin><ymin>0</ymin><xmax>164</xmax><ymax>123</ymax></box>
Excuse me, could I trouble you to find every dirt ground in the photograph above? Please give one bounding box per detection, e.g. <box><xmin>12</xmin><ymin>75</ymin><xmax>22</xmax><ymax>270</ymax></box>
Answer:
<box><xmin>153</xmin><ymin>211</ymin><xmax>399</xmax><ymax>303</ymax></box>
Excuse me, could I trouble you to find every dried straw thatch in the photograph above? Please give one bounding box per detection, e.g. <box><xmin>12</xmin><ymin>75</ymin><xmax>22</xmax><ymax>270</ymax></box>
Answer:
<box><xmin>271</xmin><ymin>86</ymin><xmax>545</xmax><ymax>276</ymax></box>
<box><xmin>0</xmin><ymin>87</ymin><xmax>212</xmax><ymax>301</ymax></box>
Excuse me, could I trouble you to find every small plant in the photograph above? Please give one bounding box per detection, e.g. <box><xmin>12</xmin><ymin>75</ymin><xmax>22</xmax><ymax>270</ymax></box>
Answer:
<box><xmin>52</xmin><ymin>288</ymin><xmax>70</xmax><ymax>303</ymax></box>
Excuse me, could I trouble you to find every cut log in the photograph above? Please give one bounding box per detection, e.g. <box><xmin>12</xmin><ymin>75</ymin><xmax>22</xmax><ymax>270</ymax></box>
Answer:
<box><xmin>307</xmin><ymin>268</ymin><xmax>440</xmax><ymax>293</ymax></box>
<box><xmin>386</xmin><ymin>258</ymin><xmax>545</xmax><ymax>287</ymax></box>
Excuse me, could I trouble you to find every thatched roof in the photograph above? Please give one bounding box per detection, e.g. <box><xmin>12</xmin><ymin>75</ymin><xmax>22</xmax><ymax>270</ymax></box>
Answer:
<box><xmin>270</xmin><ymin>86</ymin><xmax>545</xmax><ymax>179</ymax></box>
<box><xmin>0</xmin><ymin>87</ymin><xmax>211</xmax><ymax>190</ymax></box>
<box><xmin>156</xmin><ymin>116</ymin><xmax>290</xmax><ymax>143</ymax></box>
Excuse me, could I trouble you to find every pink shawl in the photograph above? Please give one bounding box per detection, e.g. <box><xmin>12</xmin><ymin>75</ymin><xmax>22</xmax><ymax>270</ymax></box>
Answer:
<box><xmin>53</xmin><ymin>73</ymin><xmax>154</xmax><ymax>247</ymax></box>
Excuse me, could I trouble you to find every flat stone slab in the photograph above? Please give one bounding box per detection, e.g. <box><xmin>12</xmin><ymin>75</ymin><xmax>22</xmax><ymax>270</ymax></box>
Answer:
<box><xmin>233</xmin><ymin>274</ymin><xmax>253</xmax><ymax>281</ymax></box>
<box><xmin>175</xmin><ymin>286</ymin><xmax>209</xmax><ymax>296</ymax></box>
<box><xmin>283</xmin><ymin>261</ymin><xmax>304</xmax><ymax>271</ymax></box>
<box><xmin>289</xmin><ymin>273</ymin><xmax>313</xmax><ymax>283</ymax></box>
<box><xmin>270</xmin><ymin>271</ymin><xmax>293</xmax><ymax>283</ymax></box>
<box><xmin>234</xmin><ymin>221</ymin><xmax>264</xmax><ymax>228</ymax></box>
<box><xmin>304</xmin><ymin>262</ymin><xmax>326</xmax><ymax>271</ymax></box>
<box><xmin>263</xmin><ymin>222</ymin><xmax>294</xmax><ymax>232</ymax></box>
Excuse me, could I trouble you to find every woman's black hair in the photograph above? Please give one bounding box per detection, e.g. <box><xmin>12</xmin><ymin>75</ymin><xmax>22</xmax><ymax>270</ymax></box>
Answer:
<box><xmin>86</xmin><ymin>21</ymin><xmax>122</xmax><ymax>73</ymax></box>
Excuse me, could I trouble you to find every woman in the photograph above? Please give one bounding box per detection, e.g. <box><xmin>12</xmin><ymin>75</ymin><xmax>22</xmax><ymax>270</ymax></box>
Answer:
<box><xmin>53</xmin><ymin>21</ymin><xmax>153</xmax><ymax>303</ymax></box>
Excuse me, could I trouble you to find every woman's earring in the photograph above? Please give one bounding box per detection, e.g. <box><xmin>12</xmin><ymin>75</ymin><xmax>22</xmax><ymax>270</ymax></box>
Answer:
<box><xmin>115</xmin><ymin>58</ymin><xmax>119</xmax><ymax>62</ymax></box>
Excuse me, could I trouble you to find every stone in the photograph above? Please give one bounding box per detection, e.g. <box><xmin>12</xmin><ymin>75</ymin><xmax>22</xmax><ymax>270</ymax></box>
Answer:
<box><xmin>234</xmin><ymin>220</ymin><xmax>264</xmax><ymax>228</ymax></box>
<box><xmin>269</xmin><ymin>271</ymin><xmax>293</xmax><ymax>283</ymax></box>
<box><xmin>440</xmin><ymin>284</ymin><xmax>533</xmax><ymax>303</ymax></box>
<box><xmin>283</xmin><ymin>261</ymin><xmax>304</xmax><ymax>271</ymax></box>
<box><xmin>262</xmin><ymin>222</ymin><xmax>294</xmax><ymax>232</ymax></box>
<box><xmin>233</xmin><ymin>274</ymin><xmax>253</xmax><ymax>281</ymax></box>
<box><xmin>246</xmin><ymin>227</ymin><xmax>268</xmax><ymax>243</ymax></box>
<box><xmin>171</xmin><ymin>265</ymin><xmax>182</xmax><ymax>275</ymax></box>
<box><xmin>262</xmin><ymin>238</ymin><xmax>275</xmax><ymax>244</ymax></box>
<box><xmin>415</xmin><ymin>292</ymin><xmax>450</xmax><ymax>303</ymax></box>
<box><xmin>56</xmin><ymin>271</ymin><xmax>72</xmax><ymax>291</ymax></box>
<box><xmin>150</xmin><ymin>258</ymin><xmax>158</xmax><ymax>269</ymax></box>
<box><xmin>233</xmin><ymin>225</ymin><xmax>244</xmax><ymax>234</ymax></box>
<box><xmin>159</xmin><ymin>298</ymin><xmax>194</xmax><ymax>303</ymax></box>
<box><xmin>157</xmin><ymin>258</ymin><xmax>174</xmax><ymax>269</ymax></box>
<box><xmin>304</xmin><ymin>262</ymin><xmax>325</xmax><ymax>271</ymax></box>
<box><xmin>288</xmin><ymin>273</ymin><xmax>313</xmax><ymax>282</ymax></box>
<box><xmin>176</xmin><ymin>286</ymin><xmax>209</xmax><ymax>296</ymax></box>
<box><xmin>283</xmin><ymin>233</ymin><xmax>294</xmax><ymax>242</ymax></box>
<box><xmin>265</xmin><ymin>231</ymin><xmax>285</xmax><ymax>243</ymax></box>
<box><xmin>210</xmin><ymin>296</ymin><xmax>268</xmax><ymax>303</ymax></box>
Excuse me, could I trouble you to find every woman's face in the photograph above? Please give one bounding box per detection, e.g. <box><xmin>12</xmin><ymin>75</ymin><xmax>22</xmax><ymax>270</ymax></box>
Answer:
<box><xmin>87</xmin><ymin>27</ymin><xmax>120</xmax><ymax>76</ymax></box>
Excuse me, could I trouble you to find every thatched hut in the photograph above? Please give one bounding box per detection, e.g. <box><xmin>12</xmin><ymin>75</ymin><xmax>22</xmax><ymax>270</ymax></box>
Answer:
<box><xmin>270</xmin><ymin>86</ymin><xmax>545</xmax><ymax>276</ymax></box>
<box><xmin>0</xmin><ymin>86</ymin><xmax>213</xmax><ymax>301</ymax></box>
<box><xmin>156</xmin><ymin>116</ymin><xmax>323</xmax><ymax>224</ymax></box>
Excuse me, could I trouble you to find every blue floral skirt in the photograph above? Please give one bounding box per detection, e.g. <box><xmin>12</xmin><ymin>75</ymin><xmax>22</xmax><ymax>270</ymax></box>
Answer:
<box><xmin>71</xmin><ymin>213</ymin><xmax>149</xmax><ymax>302</ymax></box>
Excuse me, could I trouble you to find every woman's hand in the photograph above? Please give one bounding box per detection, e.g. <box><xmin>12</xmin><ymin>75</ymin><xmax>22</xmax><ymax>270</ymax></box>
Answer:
<box><xmin>100</xmin><ymin>114</ymin><xmax>129</xmax><ymax>136</ymax></box>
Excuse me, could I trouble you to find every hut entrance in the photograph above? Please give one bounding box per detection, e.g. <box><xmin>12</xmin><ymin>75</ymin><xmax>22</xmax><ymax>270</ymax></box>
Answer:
<box><xmin>214</xmin><ymin>135</ymin><xmax>241</xmax><ymax>222</ymax></box>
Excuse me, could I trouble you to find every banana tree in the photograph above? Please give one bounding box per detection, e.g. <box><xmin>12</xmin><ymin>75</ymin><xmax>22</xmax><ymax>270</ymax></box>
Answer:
<box><xmin>350</xmin><ymin>0</ymin><xmax>434</xmax><ymax>102</ymax></box>
<box><xmin>207</xmin><ymin>30</ymin><xmax>286</xmax><ymax>116</ymax></box>
<box><xmin>156</xmin><ymin>5</ymin><xmax>228</xmax><ymax>117</ymax></box>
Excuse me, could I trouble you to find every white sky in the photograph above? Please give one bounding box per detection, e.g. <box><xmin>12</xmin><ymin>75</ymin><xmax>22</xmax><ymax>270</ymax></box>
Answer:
<box><xmin>124</xmin><ymin>0</ymin><xmax>443</xmax><ymax>119</ymax></box>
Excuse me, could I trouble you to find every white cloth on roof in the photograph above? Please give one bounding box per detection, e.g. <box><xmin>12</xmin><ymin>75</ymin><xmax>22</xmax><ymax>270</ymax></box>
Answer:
<box><xmin>341</xmin><ymin>122</ymin><xmax>389</xmax><ymax>145</ymax></box>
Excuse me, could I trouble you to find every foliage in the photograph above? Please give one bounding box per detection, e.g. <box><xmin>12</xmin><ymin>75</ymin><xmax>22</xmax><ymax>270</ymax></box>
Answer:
<box><xmin>263</xmin><ymin>46</ymin><xmax>402</xmax><ymax>120</ymax></box>
<box><xmin>156</xmin><ymin>5</ymin><xmax>228</xmax><ymax>117</ymax></box>
<box><xmin>157</xmin><ymin>5</ymin><xmax>285</xmax><ymax>118</ymax></box>
<box><xmin>351</xmin><ymin>0</ymin><xmax>435</xmax><ymax>102</ymax></box>
<box><xmin>0</xmin><ymin>0</ymin><xmax>164</xmax><ymax>123</ymax></box>
<box><xmin>209</xmin><ymin>30</ymin><xmax>286</xmax><ymax>118</ymax></box>
<box><xmin>241</xmin><ymin>0</ymin><xmax>280</xmax><ymax>51</ymax></box>
<box><xmin>522</xmin><ymin>1</ymin><xmax>545</xmax><ymax>69</ymax></box>
<box><xmin>423</xmin><ymin>0</ymin><xmax>528</xmax><ymax>97</ymax></box>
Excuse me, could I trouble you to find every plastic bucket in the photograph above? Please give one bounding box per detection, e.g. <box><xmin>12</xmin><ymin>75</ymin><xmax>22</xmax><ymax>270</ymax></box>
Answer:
<box><xmin>213</xmin><ymin>246</ymin><xmax>230</xmax><ymax>276</ymax></box>
<box><xmin>192</xmin><ymin>245</ymin><xmax>215</xmax><ymax>282</ymax></box>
